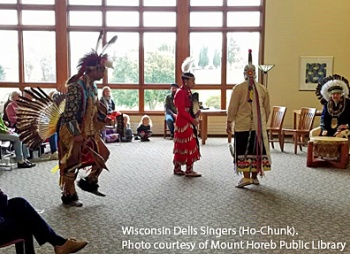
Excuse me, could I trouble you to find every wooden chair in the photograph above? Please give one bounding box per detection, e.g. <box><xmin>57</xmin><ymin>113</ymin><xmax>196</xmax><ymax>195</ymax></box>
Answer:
<box><xmin>0</xmin><ymin>140</ymin><xmax>15</xmax><ymax>170</ymax></box>
<box><xmin>281</xmin><ymin>107</ymin><xmax>317</xmax><ymax>154</ymax></box>
<box><xmin>163</xmin><ymin>119</ymin><xmax>171</xmax><ymax>138</ymax></box>
<box><xmin>267</xmin><ymin>106</ymin><xmax>287</xmax><ymax>150</ymax></box>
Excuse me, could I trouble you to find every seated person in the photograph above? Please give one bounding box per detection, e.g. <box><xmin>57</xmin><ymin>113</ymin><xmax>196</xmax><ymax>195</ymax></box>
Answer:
<box><xmin>2</xmin><ymin>95</ymin><xmax>11</xmax><ymax>124</ymax></box>
<box><xmin>5</xmin><ymin>90</ymin><xmax>21</xmax><ymax>129</ymax></box>
<box><xmin>316</xmin><ymin>75</ymin><xmax>350</xmax><ymax>137</ymax></box>
<box><xmin>103</xmin><ymin>129</ymin><xmax>119</xmax><ymax>143</ymax></box>
<box><xmin>137</xmin><ymin>115</ymin><xmax>153</xmax><ymax>142</ymax></box>
<box><xmin>100</xmin><ymin>86</ymin><xmax>118</xmax><ymax>115</ymax></box>
<box><xmin>99</xmin><ymin>86</ymin><xmax>122</xmax><ymax>143</ymax></box>
<box><xmin>0</xmin><ymin>116</ymin><xmax>35</xmax><ymax>168</ymax></box>
<box><xmin>0</xmin><ymin>189</ymin><xmax>87</xmax><ymax>254</ymax></box>
<box><xmin>164</xmin><ymin>83</ymin><xmax>178</xmax><ymax>139</ymax></box>
<box><xmin>121</xmin><ymin>114</ymin><xmax>133</xmax><ymax>142</ymax></box>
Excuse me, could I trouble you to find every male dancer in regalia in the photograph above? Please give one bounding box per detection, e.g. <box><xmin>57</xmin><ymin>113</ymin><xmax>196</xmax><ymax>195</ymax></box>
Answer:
<box><xmin>58</xmin><ymin>33</ymin><xmax>117</xmax><ymax>206</ymax></box>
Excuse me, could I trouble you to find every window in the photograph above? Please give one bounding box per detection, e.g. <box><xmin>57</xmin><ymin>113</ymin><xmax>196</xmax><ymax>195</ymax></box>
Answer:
<box><xmin>190</xmin><ymin>12</ymin><xmax>223</xmax><ymax>27</ymax></box>
<box><xmin>191</xmin><ymin>0</ymin><xmax>223</xmax><ymax>6</ymax></box>
<box><xmin>22</xmin><ymin>0</ymin><xmax>54</xmax><ymax>4</ymax></box>
<box><xmin>0</xmin><ymin>0</ymin><xmax>264</xmax><ymax>113</ymax></box>
<box><xmin>108</xmin><ymin>32</ymin><xmax>139</xmax><ymax>84</ymax></box>
<box><xmin>226</xmin><ymin>32</ymin><xmax>260</xmax><ymax>84</ymax></box>
<box><xmin>69</xmin><ymin>0</ymin><xmax>101</xmax><ymax>5</ymax></box>
<box><xmin>69</xmin><ymin>11</ymin><xmax>102</xmax><ymax>26</ymax></box>
<box><xmin>106</xmin><ymin>0</ymin><xmax>138</xmax><ymax>6</ymax></box>
<box><xmin>23</xmin><ymin>31</ymin><xmax>56</xmax><ymax>83</ymax></box>
<box><xmin>227</xmin><ymin>12</ymin><xmax>260</xmax><ymax>27</ymax></box>
<box><xmin>228</xmin><ymin>0</ymin><xmax>261</xmax><ymax>6</ymax></box>
<box><xmin>144</xmin><ymin>89</ymin><xmax>168</xmax><ymax>111</ymax></box>
<box><xmin>22</xmin><ymin>11</ymin><xmax>55</xmax><ymax>25</ymax></box>
<box><xmin>0</xmin><ymin>31</ymin><xmax>19</xmax><ymax>82</ymax></box>
<box><xmin>0</xmin><ymin>1</ymin><xmax>56</xmax><ymax>86</ymax></box>
<box><xmin>0</xmin><ymin>10</ymin><xmax>17</xmax><ymax>25</ymax></box>
<box><xmin>106</xmin><ymin>11</ymin><xmax>139</xmax><ymax>27</ymax></box>
<box><xmin>143</xmin><ymin>0</ymin><xmax>176</xmax><ymax>6</ymax></box>
<box><xmin>190</xmin><ymin>32</ymin><xmax>222</xmax><ymax>84</ymax></box>
<box><xmin>193</xmin><ymin>89</ymin><xmax>221</xmax><ymax>110</ymax></box>
<box><xmin>111</xmin><ymin>89</ymin><xmax>139</xmax><ymax>111</ymax></box>
<box><xmin>144</xmin><ymin>33</ymin><xmax>176</xmax><ymax>84</ymax></box>
<box><xmin>143</xmin><ymin>12</ymin><xmax>176</xmax><ymax>27</ymax></box>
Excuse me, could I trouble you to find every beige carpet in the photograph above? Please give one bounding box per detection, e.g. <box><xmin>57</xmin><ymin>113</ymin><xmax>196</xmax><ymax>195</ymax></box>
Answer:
<box><xmin>1</xmin><ymin>138</ymin><xmax>350</xmax><ymax>254</ymax></box>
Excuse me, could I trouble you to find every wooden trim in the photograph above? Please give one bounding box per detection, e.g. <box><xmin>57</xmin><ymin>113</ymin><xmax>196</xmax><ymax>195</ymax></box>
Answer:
<box><xmin>0</xmin><ymin>0</ymin><xmax>265</xmax><ymax>113</ymax></box>
<box><xmin>55</xmin><ymin>0</ymin><xmax>68</xmax><ymax>92</ymax></box>
<box><xmin>176</xmin><ymin>0</ymin><xmax>190</xmax><ymax>85</ymax></box>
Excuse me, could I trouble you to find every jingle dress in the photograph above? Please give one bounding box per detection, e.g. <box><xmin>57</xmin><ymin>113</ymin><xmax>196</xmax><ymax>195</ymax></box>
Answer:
<box><xmin>173</xmin><ymin>85</ymin><xmax>200</xmax><ymax>165</ymax></box>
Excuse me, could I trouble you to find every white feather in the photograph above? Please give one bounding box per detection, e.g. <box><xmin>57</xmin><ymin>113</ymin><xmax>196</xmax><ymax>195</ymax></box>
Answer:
<box><xmin>181</xmin><ymin>57</ymin><xmax>195</xmax><ymax>73</ymax></box>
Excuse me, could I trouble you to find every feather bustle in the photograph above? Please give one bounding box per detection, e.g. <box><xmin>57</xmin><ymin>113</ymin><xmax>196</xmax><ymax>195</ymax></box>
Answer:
<box><xmin>16</xmin><ymin>87</ymin><xmax>66</xmax><ymax>149</ymax></box>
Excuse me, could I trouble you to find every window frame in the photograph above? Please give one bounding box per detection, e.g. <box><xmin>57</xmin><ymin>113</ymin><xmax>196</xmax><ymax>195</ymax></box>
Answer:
<box><xmin>0</xmin><ymin>0</ymin><xmax>265</xmax><ymax>113</ymax></box>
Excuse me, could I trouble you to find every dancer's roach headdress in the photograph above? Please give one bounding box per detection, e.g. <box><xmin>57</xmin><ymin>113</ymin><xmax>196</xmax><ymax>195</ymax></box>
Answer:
<box><xmin>67</xmin><ymin>31</ymin><xmax>118</xmax><ymax>84</ymax></box>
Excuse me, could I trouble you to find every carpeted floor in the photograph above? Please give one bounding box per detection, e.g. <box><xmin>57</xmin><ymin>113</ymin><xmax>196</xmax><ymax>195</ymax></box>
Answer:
<box><xmin>1</xmin><ymin>137</ymin><xmax>350</xmax><ymax>254</ymax></box>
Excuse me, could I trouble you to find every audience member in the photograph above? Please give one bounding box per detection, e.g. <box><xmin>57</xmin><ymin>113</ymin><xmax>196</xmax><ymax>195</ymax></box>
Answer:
<box><xmin>99</xmin><ymin>86</ymin><xmax>122</xmax><ymax>143</ymax></box>
<box><xmin>5</xmin><ymin>90</ymin><xmax>21</xmax><ymax>129</ymax></box>
<box><xmin>136</xmin><ymin>115</ymin><xmax>153</xmax><ymax>142</ymax></box>
<box><xmin>0</xmin><ymin>189</ymin><xmax>88</xmax><ymax>254</ymax></box>
<box><xmin>0</xmin><ymin>113</ymin><xmax>35</xmax><ymax>168</ymax></box>
<box><xmin>226</xmin><ymin>49</ymin><xmax>271</xmax><ymax>188</ymax></box>
<box><xmin>2</xmin><ymin>94</ymin><xmax>11</xmax><ymax>124</ymax></box>
<box><xmin>164</xmin><ymin>83</ymin><xmax>179</xmax><ymax>140</ymax></box>
<box><xmin>100</xmin><ymin>86</ymin><xmax>116</xmax><ymax>115</ymax></box>
<box><xmin>121</xmin><ymin>114</ymin><xmax>133</xmax><ymax>142</ymax></box>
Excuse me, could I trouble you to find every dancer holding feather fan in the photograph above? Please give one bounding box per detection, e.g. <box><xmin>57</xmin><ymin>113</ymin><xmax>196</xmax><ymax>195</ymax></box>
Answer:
<box><xmin>172</xmin><ymin>57</ymin><xmax>201</xmax><ymax>177</ymax></box>
<box><xmin>58</xmin><ymin>31</ymin><xmax>118</xmax><ymax>206</ymax></box>
<box><xmin>16</xmin><ymin>31</ymin><xmax>118</xmax><ymax>207</ymax></box>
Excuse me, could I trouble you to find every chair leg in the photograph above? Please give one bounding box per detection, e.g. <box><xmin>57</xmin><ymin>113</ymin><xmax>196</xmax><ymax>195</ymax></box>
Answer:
<box><xmin>281</xmin><ymin>132</ymin><xmax>285</xmax><ymax>152</ymax></box>
<box><xmin>294</xmin><ymin>134</ymin><xmax>298</xmax><ymax>154</ymax></box>
<box><xmin>278</xmin><ymin>133</ymin><xmax>283</xmax><ymax>151</ymax></box>
<box><xmin>299</xmin><ymin>134</ymin><xmax>304</xmax><ymax>152</ymax></box>
<box><xmin>163</xmin><ymin>120</ymin><xmax>167</xmax><ymax>139</ymax></box>
<box><xmin>269</xmin><ymin>131</ymin><xmax>275</xmax><ymax>149</ymax></box>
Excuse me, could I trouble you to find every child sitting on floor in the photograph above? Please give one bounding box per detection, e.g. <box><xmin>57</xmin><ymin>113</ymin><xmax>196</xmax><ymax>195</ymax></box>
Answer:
<box><xmin>121</xmin><ymin>114</ymin><xmax>133</xmax><ymax>142</ymax></box>
<box><xmin>136</xmin><ymin>115</ymin><xmax>153</xmax><ymax>142</ymax></box>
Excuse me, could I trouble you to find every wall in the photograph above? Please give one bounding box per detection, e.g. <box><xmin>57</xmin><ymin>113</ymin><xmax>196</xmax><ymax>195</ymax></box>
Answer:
<box><xmin>264</xmin><ymin>0</ymin><xmax>350</xmax><ymax>128</ymax></box>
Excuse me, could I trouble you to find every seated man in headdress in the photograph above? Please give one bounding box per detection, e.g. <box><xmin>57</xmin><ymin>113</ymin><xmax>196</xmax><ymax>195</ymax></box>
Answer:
<box><xmin>316</xmin><ymin>75</ymin><xmax>350</xmax><ymax>137</ymax></box>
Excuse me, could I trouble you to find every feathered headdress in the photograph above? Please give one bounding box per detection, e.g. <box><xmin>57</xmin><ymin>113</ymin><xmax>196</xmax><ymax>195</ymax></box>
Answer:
<box><xmin>16</xmin><ymin>88</ymin><xmax>66</xmax><ymax>149</ymax></box>
<box><xmin>315</xmin><ymin>74</ymin><xmax>350</xmax><ymax>104</ymax></box>
<box><xmin>67</xmin><ymin>31</ymin><xmax>118</xmax><ymax>84</ymax></box>
<box><xmin>244</xmin><ymin>49</ymin><xmax>256</xmax><ymax>80</ymax></box>
<box><xmin>181</xmin><ymin>57</ymin><xmax>195</xmax><ymax>79</ymax></box>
